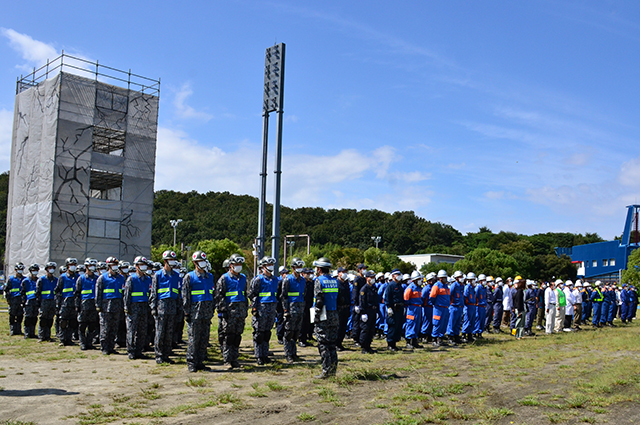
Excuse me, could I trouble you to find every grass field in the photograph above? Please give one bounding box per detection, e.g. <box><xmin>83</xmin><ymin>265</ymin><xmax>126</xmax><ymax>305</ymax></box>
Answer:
<box><xmin>1</xmin><ymin>299</ymin><xmax>639</xmax><ymax>425</ymax></box>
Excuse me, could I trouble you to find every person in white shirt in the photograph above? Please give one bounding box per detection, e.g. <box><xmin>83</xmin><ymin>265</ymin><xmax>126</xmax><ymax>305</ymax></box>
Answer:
<box><xmin>502</xmin><ymin>279</ymin><xmax>513</xmax><ymax>327</ymax></box>
<box><xmin>544</xmin><ymin>280</ymin><xmax>557</xmax><ymax>334</ymax></box>
<box><xmin>563</xmin><ymin>281</ymin><xmax>575</xmax><ymax>331</ymax></box>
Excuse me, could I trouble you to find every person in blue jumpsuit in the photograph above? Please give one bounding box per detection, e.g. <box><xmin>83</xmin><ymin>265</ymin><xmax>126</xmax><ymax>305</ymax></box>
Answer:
<box><xmin>484</xmin><ymin>276</ymin><xmax>494</xmax><ymax>332</ymax></box>
<box><xmin>474</xmin><ymin>274</ymin><xmax>487</xmax><ymax>339</ymax></box>
<box><xmin>420</xmin><ymin>272</ymin><xmax>435</xmax><ymax>342</ymax></box>
<box><xmin>600</xmin><ymin>284</ymin><xmax>611</xmax><ymax>327</ymax></box>
<box><xmin>461</xmin><ymin>272</ymin><xmax>477</xmax><ymax>343</ymax></box>
<box><xmin>21</xmin><ymin>264</ymin><xmax>41</xmax><ymax>339</ymax></box>
<box><xmin>312</xmin><ymin>257</ymin><xmax>339</xmax><ymax>379</ymax></box>
<box><xmin>5</xmin><ymin>263</ymin><xmax>26</xmax><ymax>336</ymax></box>
<box><xmin>492</xmin><ymin>277</ymin><xmax>504</xmax><ymax>333</ymax></box>
<box><xmin>150</xmin><ymin>251</ymin><xmax>181</xmax><ymax>364</ymax></box>
<box><xmin>430</xmin><ymin>270</ymin><xmax>451</xmax><ymax>347</ymax></box>
<box><xmin>404</xmin><ymin>270</ymin><xmax>424</xmax><ymax>349</ymax></box>
<box><xmin>606</xmin><ymin>283</ymin><xmax>618</xmax><ymax>326</ymax></box>
<box><xmin>524</xmin><ymin>280</ymin><xmax>537</xmax><ymax>336</ymax></box>
<box><xmin>622</xmin><ymin>284</ymin><xmax>632</xmax><ymax>323</ymax></box>
<box><xmin>249</xmin><ymin>256</ymin><xmax>279</xmax><ymax>365</ymax></box>
<box><xmin>447</xmin><ymin>271</ymin><xmax>465</xmax><ymax>345</ymax></box>
<box><xmin>591</xmin><ymin>281</ymin><xmax>604</xmax><ymax>327</ymax></box>
<box><xmin>376</xmin><ymin>273</ymin><xmax>388</xmax><ymax>339</ymax></box>
<box><xmin>384</xmin><ymin>269</ymin><xmax>405</xmax><ymax>351</ymax></box>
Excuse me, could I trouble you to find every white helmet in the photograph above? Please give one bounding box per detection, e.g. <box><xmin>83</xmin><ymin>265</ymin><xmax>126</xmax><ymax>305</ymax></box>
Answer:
<box><xmin>452</xmin><ymin>270</ymin><xmax>464</xmax><ymax>279</ymax></box>
<box><xmin>466</xmin><ymin>272</ymin><xmax>476</xmax><ymax>281</ymax></box>
<box><xmin>575</xmin><ymin>281</ymin><xmax>582</xmax><ymax>288</ymax></box>
<box><xmin>555</xmin><ymin>279</ymin><xmax>563</xmax><ymax>285</ymax></box>
<box><xmin>376</xmin><ymin>272</ymin><xmax>384</xmax><ymax>280</ymax></box>
<box><xmin>565</xmin><ymin>280</ymin><xmax>573</xmax><ymax>286</ymax></box>
<box><xmin>437</xmin><ymin>269</ymin><xmax>448</xmax><ymax>278</ymax></box>
<box><xmin>426</xmin><ymin>272</ymin><xmax>436</xmax><ymax>281</ymax></box>
<box><xmin>402</xmin><ymin>273</ymin><xmax>410</xmax><ymax>282</ymax></box>
<box><xmin>584</xmin><ymin>281</ymin><xmax>591</xmax><ymax>287</ymax></box>
<box><xmin>410</xmin><ymin>270</ymin><xmax>422</xmax><ymax>281</ymax></box>
<box><xmin>477</xmin><ymin>274</ymin><xmax>486</xmax><ymax>281</ymax></box>
<box><xmin>486</xmin><ymin>276</ymin><xmax>494</xmax><ymax>283</ymax></box>
<box><xmin>384</xmin><ymin>272</ymin><xmax>391</xmax><ymax>280</ymax></box>
<box><xmin>595</xmin><ymin>280</ymin><xmax>602</xmax><ymax>287</ymax></box>
<box><xmin>496</xmin><ymin>277</ymin><xmax>503</xmax><ymax>284</ymax></box>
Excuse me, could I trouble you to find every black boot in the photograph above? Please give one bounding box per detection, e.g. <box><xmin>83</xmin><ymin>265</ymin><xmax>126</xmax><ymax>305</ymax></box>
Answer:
<box><xmin>411</xmin><ymin>338</ymin><xmax>423</xmax><ymax>348</ymax></box>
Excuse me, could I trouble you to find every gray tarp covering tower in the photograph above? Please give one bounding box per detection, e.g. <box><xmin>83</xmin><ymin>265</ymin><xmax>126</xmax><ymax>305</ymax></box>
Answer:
<box><xmin>5</xmin><ymin>62</ymin><xmax>159</xmax><ymax>269</ymax></box>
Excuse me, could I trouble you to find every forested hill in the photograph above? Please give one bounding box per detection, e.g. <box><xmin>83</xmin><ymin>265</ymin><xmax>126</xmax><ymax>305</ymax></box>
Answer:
<box><xmin>152</xmin><ymin>189</ymin><xmax>604</xmax><ymax>256</ymax></box>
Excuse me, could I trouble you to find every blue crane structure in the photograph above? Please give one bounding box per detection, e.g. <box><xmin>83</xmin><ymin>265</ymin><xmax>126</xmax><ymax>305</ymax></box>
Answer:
<box><xmin>555</xmin><ymin>205</ymin><xmax>640</xmax><ymax>283</ymax></box>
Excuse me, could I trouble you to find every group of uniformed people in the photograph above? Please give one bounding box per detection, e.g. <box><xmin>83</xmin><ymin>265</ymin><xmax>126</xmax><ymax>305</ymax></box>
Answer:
<box><xmin>4</xmin><ymin>255</ymin><xmax>637</xmax><ymax>378</ymax></box>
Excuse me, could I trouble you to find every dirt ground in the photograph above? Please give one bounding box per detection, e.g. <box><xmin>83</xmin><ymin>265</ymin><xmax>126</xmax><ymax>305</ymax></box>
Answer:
<box><xmin>2</xmin><ymin>304</ymin><xmax>640</xmax><ymax>425</ymax></box>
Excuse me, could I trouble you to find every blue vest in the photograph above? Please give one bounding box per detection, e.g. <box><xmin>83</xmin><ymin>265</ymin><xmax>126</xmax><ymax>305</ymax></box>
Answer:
<box><xmin>80</xmin><ymin>274</ymin><xmax>98</xmax><ymax>300</ymax></box>
<box><xmin>286</xmin><ymin>274</ymin><xmax>306</xmax><ymax>303</ymax></box>
<box><xmin>8</xmin><ymin>276</ymin><xmax>23</xmax><ymax>297</ymax></box>
<box><xmin>39</xmin><ymin>276</ymin><xmax>57</xmax><ymax>300</ymax></box>
<box><xmin>223</xmin><ymin>272</ymin><xmax>246</xmax><ymax>303</ymax></box>
<box><xmin>102</xmin><ymin>273</ymin><xmax>124</xmax><ymax>300</ymax></box>
<box><xmin>59</xmin><ymin>274</ymin><xmax>77</xmax><ymax>298</ymax></box>
<box><xmin>155</xmin><ymin>269</ymin><xmax>180</xmax><ymax>300</ymax></box>
<box><xmin>24</xmin><ymin>277</ymin><xmax>38</xmax><ymax>300</ymax></box>
<box><xmin>130</xmin><ymin>274</ymin><xmax>150</xmax><ymax>303</ymax></box>
<box><xmin>255</xmin><ymin>274</ymin><xmax>278</xmax><ymax>304</ymax></box>
<box><xmin>188</xmin><ymin>271</ymin><xmax>214</xmax><ymax>303</ymax></box>
<box><xmin>314</xmin><ymin>274</ymin><xmax>338</xmax><ymax>311</ymax></box>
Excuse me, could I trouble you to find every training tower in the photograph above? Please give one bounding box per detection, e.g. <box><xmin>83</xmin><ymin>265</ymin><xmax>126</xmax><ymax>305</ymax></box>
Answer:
<box><xmin>4</xmin><ymin>54</ymin><xmax>160</xmax><ymax>270</ymax></box>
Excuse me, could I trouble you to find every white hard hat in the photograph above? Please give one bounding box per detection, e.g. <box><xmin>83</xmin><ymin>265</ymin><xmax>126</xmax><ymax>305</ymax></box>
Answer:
<box><xmin>403</xmin><ymin>273</ymin><xmax>410</xmax><ymax>281</ymax></box>
<box><xmin>437</xmin><ymin>269</ymin><xmax>448</xmax><ymax>278</ymax></box>
<box><xmin>486</xmin><ymin>276</ymin><xmax>494</xmax><ymax>282</ymax></box>
<box><xmin>426</xmin><ymin>272</ymin><xmax>436</xmax><ymax>280</ymax></box>
<box><xmin>478</xmin><ymin>274</ymin><xmax>486</xmax><ymax>281</ymax></box>
<box><xmin>410</xmin><ymin>270</ymin><xmax>422</xmax><ymax>281</ymax></box>
<box><xmin>565</xmin><ymin>280</ymin><xmax>573</xmax><ymax>286</ymax></box>
<box><xmin>384</xmin><ymin>272</ymin><xmax>391</xmax><ymax>280</ymax></box>
<box><xmin>575</xmin><ymin>281</ymin><xmax>582</xmax><ymax>288</ymax></box>
<box><xmin>453</xmin><ymin>270</ymin><xmax>464</xmax><ymax>279</ymax></box>
<box><xmin>555</xmin><ymin>279</ymin><xmax>563</xmax><ymax>285</ymax></box>
<box><xmin>496</xmin><ymin>277</ymin><xmax>503</xmax><ymax>283</ymax></box>
<box><xmin>376</xmin><ymin>272</ymin><xmax>384</xmax><ymax>280</ymax></box>
<box><xmin>466</xmin><ymin>272</ymin><xmax>476</xmax><ymax>281</ymax></box>
<box><xmin>595</xmin><ymin>280</ymin><xmax>602</xmax><ymax>287</ymax></box>
<box><xmin>584</xmin><ymin>281</ymin><xmax>591</xmax><ymax>287</ymax></box>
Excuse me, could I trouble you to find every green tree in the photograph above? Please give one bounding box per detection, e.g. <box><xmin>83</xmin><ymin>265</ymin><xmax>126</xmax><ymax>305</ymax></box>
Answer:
<box><xmin>453</xmin><ymin>247</ymin><xmax>519</xmax><ymax>278</ymax></box>
<box><xmin>195</xmin><ymin>239</ymin><xmax>244</xmax><ymax>277</ymax></box>
<box><xmin>621</xmin><ymin>248</ymin><xmax>640</xmax><ymax>285</ymax></box>
<box><xmin>420</xmin><ymin>261</ymin><xmax>456</xmax><ymax>277</ymax></box>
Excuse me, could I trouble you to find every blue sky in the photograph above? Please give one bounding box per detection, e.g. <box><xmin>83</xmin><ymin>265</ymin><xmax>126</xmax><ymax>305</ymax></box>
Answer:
<box><xmin>1</xmin><ymin>1</ymin><xmax>639</xmax><ymax>240</ymax></box>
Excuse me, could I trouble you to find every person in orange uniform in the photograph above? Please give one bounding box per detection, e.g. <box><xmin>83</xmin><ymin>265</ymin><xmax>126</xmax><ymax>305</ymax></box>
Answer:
<box><xmin>403</xmin><ymin>270</ymin><xmax>424</xmax><ymax>349</ymax></box>
<box><xmin>430</xmin><ymin>270</ymin><xmax>451</xmax><ymax>347</ymax></box>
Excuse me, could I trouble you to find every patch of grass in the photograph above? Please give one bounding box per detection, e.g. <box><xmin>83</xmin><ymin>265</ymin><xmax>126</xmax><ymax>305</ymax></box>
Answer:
<box><xmin>444</xmin><ymin>371</ymin><xmax>458</xmax><ymax>377</ymax></box>
<box><xmin>581</xmin><ymin>417</ymin><xmax>596</xmax><ymax>424</ymax></box>
<box><xmin>265</xmin><ymin>380</ymin><xmax>287</xmax><ymax>391</ymax></box>
<box><xmin>140</xmin><ymin>388</ymin><xmax>160</xmax><ymax>400</ymax></box>
<box><xmin>566</xmin><ymin>394</ymin><xmax>590</xmax><ymax>408</ymax></box>
<box><xmin>2</xmin><ymin>421</ymin><xmax>38</xmax><ymax>425</ymax></box>
<box><xmin>248</xmin><ymin>382</ymin><xmax>267</xmax><ymax>397</ymax></box>
<box><xmin>518</xmin><ymin>395</ymin><xmax>541</xmax><ymax>406</ymax></box>
<box><xmin>479</xmin><ymin>407</ymin><xmax>514</xmax><ymax>420</ymax></box>
<box><xmin>186</xmin><ymin>377</ymin><xmax>208</xmax><ymax>387</ymax></box>
<box><xmin>547</xmin><ymin>412</ymin><xmax>572</xmax><ymax>423</ymax></box>
<box><xmin>297</xmin><ymin>412</ymin><xmax>316</xmax><ymax>422</ymax></box>
<box><xmin>317</xmin><ymin>386</ymin><xmax>342</xmax><ymax>406</ymax></box>
<box><xmin>112</xmin><ymin>394</ymin><xmax>130</xmax><ymax>403</ymax></box>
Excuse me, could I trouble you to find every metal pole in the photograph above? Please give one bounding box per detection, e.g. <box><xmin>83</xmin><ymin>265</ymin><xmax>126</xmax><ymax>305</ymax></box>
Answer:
<box><xmin>257</xmin><ymin>112</ymin><xmax>269</xmax><ymax>260</ymax></box>
<box><xmin>173</xmin><ymin>226</ymin><xmax>177</xmax><ymax>247</ymax></box>
<box><xmin>271</xmin><ymin>44</ymin><xmax>285</xmax><ymax>271</ymax></box>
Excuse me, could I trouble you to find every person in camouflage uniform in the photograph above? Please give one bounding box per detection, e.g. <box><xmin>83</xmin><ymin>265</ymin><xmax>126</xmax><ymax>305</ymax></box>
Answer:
<box><xmin>249</xmin><ymin>256</ymin><xmax>279</xmax><ymax>365</ymax></box>
<box><xmin>21</xmin><ymin>264</ymin><xmax>41</xmax><ymax>339</ymax></box>
<box><xmin>216</xmin><ymin>253</ymin><xmax>248</xmax><ymax>369</ymax></box>
<box><xmin>123</xmin><ymin>256</ymin><xmax>151</xmax><ymax>360</ymax></box>
<box><xmin>182</xmin><ymin>251</ymin><xmax>215</xmax><ymax>372</ymax></box>
<box><xmin>76</xmin><ymin>258</ymin><xmax>99</xmax><ymax>350</ymax></box>
<box><xmin>280</xmin><ymin>258</ymin><xmax>307</xmax><ymax>363</ymax></box>
<box><xmin>4</xmin><ymin>263</ymin><xmax>25</xmax><ymax>336</ymax></box>
<box><xmin>55</xmin><ymin>258</ymin><xmax>78</xmax><ymax>346</ymax></box>
<box><xmin>96</xmin><ymin>257</ymin><xmax>125</xmax><ymax>355</ymax></box>
<box><xmin>36</xmin><ymin>262</ymin><xmax>58</xmax><ymax>342</ymax></box>
<box><xmin>173</xmin><ymin>266</ymin><xmax>187</xmax><ymax>347</ymax></box>
<box><xmin>312</xmin><ymin>257</ymin><xmax>340</xmax><ymax>379</ymax></box>
<box><xmin>149</xmin><ymin>251</ymin><xmax>181</xmax><ymax>364</ymax></box>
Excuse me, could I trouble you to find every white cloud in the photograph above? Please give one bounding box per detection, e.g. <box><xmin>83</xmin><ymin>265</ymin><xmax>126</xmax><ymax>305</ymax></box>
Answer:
<box><xmin>484</xmin><ymin>191</ymin><xmax>504</xmax><ymax>200</ymax></box>
<box><xmin>0</xmin><ymin>108</ymin><xmax>12</xmax><ymax>171</ymax></box>
<box><xmin>173</xmin><ymin>83</ymin><xmax>214</xmax><ymax>122</ymax></box>
<box><xmin>1</xmin><ymin>28</ymin><xmax>58</xmax><ymax>67</ymax></box>
<box><xmin>619</xmin><ymin>156</ymin><xmax>640</xmax><ymax>187</ymax></box>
